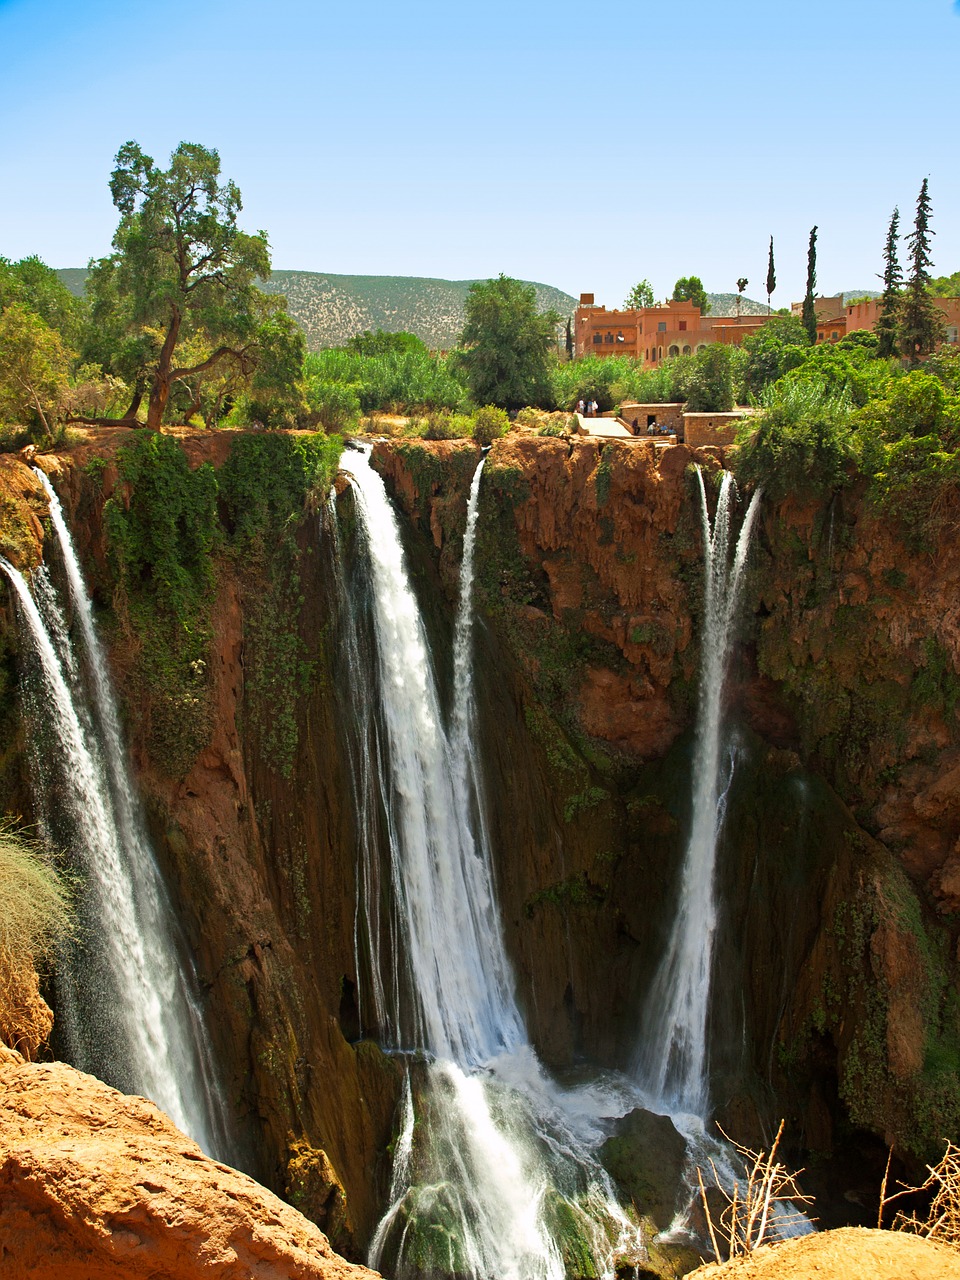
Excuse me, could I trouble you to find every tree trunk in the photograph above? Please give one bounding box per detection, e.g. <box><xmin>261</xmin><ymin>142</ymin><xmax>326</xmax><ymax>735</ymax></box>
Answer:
<box><xmin>147</xmin><ymin>309</ymin><xmax>182</xmax><ymax>430</ymax></box>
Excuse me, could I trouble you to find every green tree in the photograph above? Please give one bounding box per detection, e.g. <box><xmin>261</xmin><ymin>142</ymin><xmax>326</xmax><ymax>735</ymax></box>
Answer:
<box><xmin>0</xmin><ymin>304</ymin><xmax>72</xmax><ymax>438</ymax></box>
<box><xmin>685</xmin><ymin>344</ymin><xmax>734</xmax><ymax>412</ymax></box>
<box><xmin>453</xmin><ymin>275</ymin><xmax>559</xmax><ymax>410</ymax></box>
<box><xmin>929</xmin><ymin>270</ymin><xmax>960</xmax><ymax>297</ymax></box>
<box><xmin>672</xmin><ymin>276</ymin><xmax>710</xmax><ymax>314</ymax></box>
<box><xmin>0</xmin><ymin>256</ymin><xmax>82</xmax><ymax>345</ymax></box>
<box><xmin>623</xmin><ymin>280</ymin><xmax>654</xmax><ymax>309</ymax></box>
<box><xmin>900</xmin><ymin>179</ymin><xmax>944</xmax><ymax>362</ymax></box>
<box><xmin>735</xmin><ymin>277</ymin><xmax>749</xmax><ymax>319</ymax></box>
<box><xmin>876</xmin><ymin>207</ymin><xmax>903</xmax><ymax>360</ymax></box>
<box><xmin>85</xmin><ymin>140</ymin><xmax>276</xmax><ymax>429</ymax></box>
<box><xmin>802</xmin><ymin>226</ymin><xmax>818</xmax><ymax>345</ymax></box>
<box><xmin>765</xmin><ymin>238</ymin><xmax>776</xmax><ymax>313</ymax></box>
<box><xmin>741</xmin><ymin>314</ymin><xmax>809</xmax><ymax>398</ymax></box>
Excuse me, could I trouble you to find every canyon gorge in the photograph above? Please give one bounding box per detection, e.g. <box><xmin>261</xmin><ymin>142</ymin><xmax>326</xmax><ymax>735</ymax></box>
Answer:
<box><xmin>1</xmin><ymin>424</ymin><xmax>959</xmax><ymax>1277</ymax></box>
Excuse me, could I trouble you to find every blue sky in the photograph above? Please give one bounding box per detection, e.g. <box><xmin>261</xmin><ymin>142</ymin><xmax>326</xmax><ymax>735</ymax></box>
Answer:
<box><xmin>1</xmin><ymin>0</ymin><xmax>957</xmax><ymax>308</ymax></box>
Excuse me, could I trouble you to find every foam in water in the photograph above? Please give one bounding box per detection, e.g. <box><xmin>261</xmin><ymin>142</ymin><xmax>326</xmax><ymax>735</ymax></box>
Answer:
<box><xmin>336</xmin><ymin>446</ymin><xmax>642</xmax><ymax>1280</ymax></box>
<box><xmin>1</xmin><ymin>472</ymin><xmax>230</xmax><ymax>1158</ymax></box>
<box><xmin>636</xmin><ymin>469</ymin><xmax>760</xmax><ymax>1118</ymax></box>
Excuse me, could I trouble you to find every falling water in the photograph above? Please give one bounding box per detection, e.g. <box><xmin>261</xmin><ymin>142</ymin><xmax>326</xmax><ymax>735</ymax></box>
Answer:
<box><xmin>1</xmin><ymin>473</ymin><xmax>230</xmax><ymax>1158</ymax></box>
<box><xmin>336</xmin><ymin>446</ymin><xmax>641</xmax><ymax>1280</ymax></box>
<box><xmin>636</xmin><ymin>469</ymin><xmax>760</xmax><ymax>1119</ymax></box>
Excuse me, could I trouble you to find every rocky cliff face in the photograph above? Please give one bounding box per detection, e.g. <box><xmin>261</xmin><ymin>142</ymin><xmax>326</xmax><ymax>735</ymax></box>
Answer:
<box><xmin>371</xmin><ymin>432</ymin><xmax>960</xmax><ymax>1172</ymax></box>
<box><xmin>2</xmin><ymin>423</ymin><xmax>959</xmax><ymax>1257</ymax></box>
<box><xmin>0</xmin><ymin>431</ymin><xmax>402</xmax><ymax>1257</ymax></box>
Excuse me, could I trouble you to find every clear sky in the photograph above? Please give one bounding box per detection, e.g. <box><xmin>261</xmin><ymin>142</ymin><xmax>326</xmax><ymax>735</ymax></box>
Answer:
<box><xmin>1</xmin><ymin>0</ymin><xmax>957</xmax><ymax>309</ymax></box>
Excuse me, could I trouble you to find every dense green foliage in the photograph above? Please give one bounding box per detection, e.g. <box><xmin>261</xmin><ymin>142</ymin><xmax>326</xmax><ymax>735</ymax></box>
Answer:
<box><xmin>303</xmin><ymin>345</ymin><xmax>465</xmax><ymax>421</ymax></box>
<box><xmin>104</xmin><ymin>429</ymin><xmax>340</xmax><ymax>775</ymax></box>
<box><xmin>452</xmin><ymin>275</ymin><xmax>560</xmax><ymax>410</ymax></box>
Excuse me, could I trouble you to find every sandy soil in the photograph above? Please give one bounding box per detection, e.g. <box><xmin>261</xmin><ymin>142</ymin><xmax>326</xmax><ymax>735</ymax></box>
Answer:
<box><xmin>688</xmin><ymin>1226</ymin><xmax>960</xmax><ymax>1279</ymax></box>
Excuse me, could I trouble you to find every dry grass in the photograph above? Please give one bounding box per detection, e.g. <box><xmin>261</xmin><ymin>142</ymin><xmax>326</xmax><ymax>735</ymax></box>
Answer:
<box><xmin>0</xmin><ymin>821</ymin><xmax>73</xmax><ymax>963</ymax></box>
<box><xmin>881</xmin><ymin>1140</ymin><xmax>960</xmax><ymax>1250</ymax></box>
<box><xmin>0</xmin><ymin>821</ymin><xmax>73</xmax><ymax>1059</ymax></box>
<box><xmin>697</xmin><ymin>1120</ymin><xmax>815</xmax><ymax>1261</ymax></box>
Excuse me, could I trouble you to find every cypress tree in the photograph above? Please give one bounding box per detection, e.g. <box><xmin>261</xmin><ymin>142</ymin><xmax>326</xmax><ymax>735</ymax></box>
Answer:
<box><xmin>801</xmin><ymin>226</ymin><xmax>818</xmax><ymax>345</ymax></box>
<box><xmin>765</xmin><ymin>236</ymin><xmax>776</xmax><ymax>313</ymax></box>
<box><xmin>565</xmin><ymin>317</ymin><xmax>573</xmax><ymax>360</ymax></box>
<box><xmin>899</xmin><ymin>178</ymin><xmax>943</xmax><ymax>362</ymax></box>
<box><xmin>875</xmin><ymin>207</ymin><xmax>903</xmax><ymax>359</ymax></box>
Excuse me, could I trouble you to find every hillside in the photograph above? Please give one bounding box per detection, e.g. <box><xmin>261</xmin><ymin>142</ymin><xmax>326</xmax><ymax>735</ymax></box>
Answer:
<box><xmin>705</xmin><ymin>291</ymin><xmax>771</xmax><ymax>316</ymax></box>
<box><xmin>258</xmin><ymin>271</ymin><xmax>576</xmax><ymax>350</ymax></box>
<box><xmin>55</xmin><ymin>267</ymin><xmax>576</xmax><ymax>351</ymax></box>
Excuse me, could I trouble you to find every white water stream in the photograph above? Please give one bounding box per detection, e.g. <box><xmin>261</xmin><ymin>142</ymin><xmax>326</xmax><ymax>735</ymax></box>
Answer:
<box><xmin>1</xmin><ymin>471</ymin><xmax>229</xmax><ymax>1157</ymax></box>
<box><xmin>337</xmin><ymin>446</ymin><xmax>642</xmax><ymax>1280</ymax></box>
<box><xmin>636</xmin><ymin>469</ymin><xmax>760</xmax><ymax>1120</ymax></box>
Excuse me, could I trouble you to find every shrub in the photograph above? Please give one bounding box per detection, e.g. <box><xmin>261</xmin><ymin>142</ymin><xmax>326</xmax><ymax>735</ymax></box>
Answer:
<box><xmin>304</xmin><ymin>378</ymin><xmax>362</xmax><ymax>431</ymax></box>
<box><xmin>472</xmin><ymin>405</ymin><xmax>510</xmax><ymax>445</ymax></box>
<box><xmin>685</xmin><ymin>344</ymin><xmax>735</xmax><ymax>413</ymax></box>
<box><xmin>0</xmin><ymin>823</ymin><xmax>72</xmax><ymax>966</ymax></box>
<box><xmin>732</xmin><ymin>378</ymin><xmax>857</xmax><ymax>502</ymax></box>
<box><xmin>423</xmin><ymin>410</ymin><xmax>473</xmax><ymax>441</ymax></box>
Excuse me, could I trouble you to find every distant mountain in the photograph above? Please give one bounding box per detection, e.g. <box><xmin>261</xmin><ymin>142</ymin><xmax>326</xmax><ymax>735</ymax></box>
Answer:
<box><xmin>705</xmin><ymin>292</ymin><xmax>770</xmax><ymax>317</ymax></box>
<box><xmin>56</xmin><ymin>268</ymin><xmax>90</xmax><ymax>298</ymax></box>
<box><xmin>55</xmin><ymin>267</ymin><xmax>576</xmax><ymax>350</ymax></box>
<box><xmin>258</xmin><ymin>271</ymin><xmax>576</xmax><ymax>350</ymax></box>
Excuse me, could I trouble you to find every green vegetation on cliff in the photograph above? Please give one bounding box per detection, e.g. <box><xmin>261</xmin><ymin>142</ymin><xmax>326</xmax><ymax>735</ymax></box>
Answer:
<box><xmin>104</xmin><ymin>430</ymin><xmax>341</xmax><ymax>777</ymax></box>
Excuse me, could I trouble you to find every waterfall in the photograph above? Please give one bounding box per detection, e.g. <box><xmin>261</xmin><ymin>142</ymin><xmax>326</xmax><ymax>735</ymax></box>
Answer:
<box><xmin>1</xmin><ymin>472</ymin><xmax>230</xmax><ymax>1159</ymax></box>
<box><xmin>636</xmin><ymin>469</ymin><xmax>760</xmax><ymax>1119</ymax></box>
<box><xmin>336</xmin><ymin>445</ymin><xmax>641</xmax><ymax>1280</ymax></box>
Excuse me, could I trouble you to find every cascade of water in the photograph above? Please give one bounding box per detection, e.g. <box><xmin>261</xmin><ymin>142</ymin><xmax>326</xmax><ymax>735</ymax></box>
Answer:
<box><xmin>636</xmin><ymin>469</ymin><xmax>760</xmax><ymax>1119</ymax></box>
<box><xmin>336</xmin><ymin>446</ymin><xmax>642</xmax><ymax>1280</ymax></box>
<box><xmin>2</xmin><ymin>479</ymin><xmax>230</xmax><ymax>1159</ymax></box>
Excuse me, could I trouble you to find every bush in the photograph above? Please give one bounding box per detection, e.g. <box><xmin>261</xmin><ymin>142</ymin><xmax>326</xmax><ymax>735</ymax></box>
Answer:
<box><xmin>304</xmin><ymin>378</ymin><xmax>362</xmax><ymax>431</ymax></box>
<box><xmin>732</xmin><ymin>378</ymin><xmax>857</xmax><ymax>502</ymax></box>
<box><xmin>685</xmin><ymin>344</ymin><xmax>735</xmax><ymax>413</ymax></box>
<box><xmin>422</xmin><ymin>410</ymin><xmax>473</xmax><ymax>441</ymax></box>
<box><xmin>472</xmin><ymin>405</ymin><xmax>510</xmax><ymax>445</ymax></box>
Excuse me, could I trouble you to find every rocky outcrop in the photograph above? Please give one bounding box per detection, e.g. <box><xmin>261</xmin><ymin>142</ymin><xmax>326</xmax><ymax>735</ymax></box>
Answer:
<box><xmin>0</xmin><ymin>1045</ymin><xmax>380</xmax><ymax>1280</ymax></box>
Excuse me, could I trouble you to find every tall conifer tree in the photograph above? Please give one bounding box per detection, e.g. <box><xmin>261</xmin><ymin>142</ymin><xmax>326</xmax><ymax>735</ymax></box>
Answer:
<box><xmin>801</xmin><ymin>226</ymin><xmax>818</xmax><ymax>345</ymax></box>
<box><xmin>875</xmin><ymin>207</ymin><xmax>903</xmax><ymax>359</ymax></box>
<box><xmin>765</xmin><ymin>237</ymin><xmax>776</xmax><ymax>313</ymax></box>
<box><xmin>900</xmin><ymin>178</ymin><xmax>943</xmax><ymax>362</ymax></box>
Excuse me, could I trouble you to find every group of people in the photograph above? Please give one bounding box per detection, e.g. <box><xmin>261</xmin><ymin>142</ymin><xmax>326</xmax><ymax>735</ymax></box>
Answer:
<box><xmin>576</xmin><ymin>398</ymin><xmax>600</xmax><ymax>417</ymax></box>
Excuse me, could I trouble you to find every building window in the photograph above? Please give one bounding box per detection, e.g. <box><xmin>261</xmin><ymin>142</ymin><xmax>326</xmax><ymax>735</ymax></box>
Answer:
<box><xmin>616</xmin><ymin>332</ymin><xmax>624</xmax><ymax>342</ymax></box>
<box><xmin>668</xmin><ymin>345</ymin><xmax>680</xmax><ymax>357</ymax></box>
<box><xmin>948</xmin><ymin>327</ymin><xmax>958</xmax><ymax>343</ymax></box>
<box><xmin>592</xmin><ymin>333</ymin><xmax>602</xmax><ymax>345</ymax></box>
<box><xmin>831</xmin><ymin>331</ymin><xmax>838</xmax><ymax>341</ymax></box>
<box><xmin>604</xmin><ymin>333</ymin><xmax>614</xmax><ymax>344</ymax></box>
<box><xmin>679</xmin><ymin>321</ymin><xmax>687</xmax><ymax>332</ymax></box>
<box><xmin>657</xmin><ymin>321</ymin><xmax>667</xmax><ymax>332</ymax></box>
<box><xmin>696</xmin><ymin>344</ymin><xmax>706</xmax><ymax>353</ymax></box>
<box><xmin>682</xmin><ymin>345</ymin><xmax>691</xmax><ymax>356</ymax></box>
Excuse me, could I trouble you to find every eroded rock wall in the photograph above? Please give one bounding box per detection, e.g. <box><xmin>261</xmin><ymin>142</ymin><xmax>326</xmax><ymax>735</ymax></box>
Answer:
<box><xmin>371</xmin><ymin>433</ymin><xmax>960</xmax><ymax>1169</ymax></box>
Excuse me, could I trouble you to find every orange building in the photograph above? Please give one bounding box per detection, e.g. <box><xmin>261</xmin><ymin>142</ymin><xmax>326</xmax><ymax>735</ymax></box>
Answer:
<box><xmin>575</xmin><ymin>295</ymin><xmax>720</xmax><ymax>367</ymax></box>
<box><xmin>844</xmin><ymin>296</ymin><xmax>960</xmax><ymax>345</ymax></box>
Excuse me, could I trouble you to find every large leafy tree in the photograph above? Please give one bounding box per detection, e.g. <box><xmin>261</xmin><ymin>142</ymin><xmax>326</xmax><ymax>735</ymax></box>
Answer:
<box><xmin>900</xmin><ymin>179</ymin><xmax>943</xmax><ymax>362</ymax></box>
<box><xmin>0</xmin><ymin>304</ymin><xmax>72</xmax><ymax>438</ymax></box>
<box><xmin>623</xmin><ymin>279</ymin><xmax>654</xmax><ymax>309</ymax></box>
<box><xmin>801</xmin><ymin>226</ymin><xmax>818</xmax><ymax>345</ymax></box>
<box><xmin>875</xmin><ymin>207</ymin><xmax>903</xmax><ymax>359</ymax></box>
<box><xmin>84</xmin><ymin>141</ymin><xmax>285</xmax><ymax>428</ymax></box>
<box><xmin>672</xmin><ymin>276</ymin><xmax>710</xmax><ymax>314</ymax></box>
<box><xmin>453</xmin><ymin>275</ymin><xmax>559</xmax><ymax>410</ymax></box>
